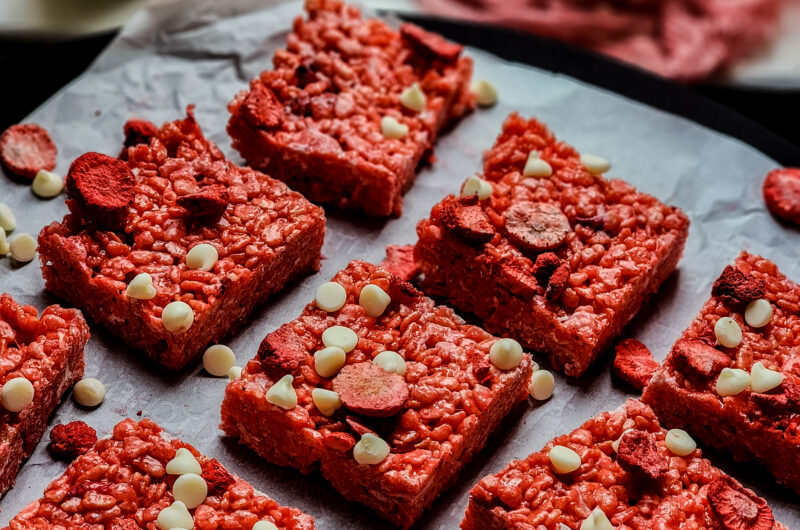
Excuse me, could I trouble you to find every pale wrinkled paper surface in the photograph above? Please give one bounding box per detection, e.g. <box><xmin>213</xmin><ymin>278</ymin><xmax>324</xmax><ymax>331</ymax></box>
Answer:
<box><xmin>1</xmin><ymin>0</ymin><xmax>799</xmax><ymax>527</ymax></box>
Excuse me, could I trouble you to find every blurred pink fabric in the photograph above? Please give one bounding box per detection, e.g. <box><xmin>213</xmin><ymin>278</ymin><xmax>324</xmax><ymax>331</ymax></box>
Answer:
<box><xmin>418</xmin><ymin>0</ymin><xmax>783</xmax><ymax>81</ymax></box>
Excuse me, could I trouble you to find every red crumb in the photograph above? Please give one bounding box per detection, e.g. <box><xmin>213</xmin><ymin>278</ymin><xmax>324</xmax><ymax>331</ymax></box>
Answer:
<box><xmin>504</xmin><ymin>201</ymin><xmax>570</xmax><ymax>252</ymax></box>
<box><xmin>257</xmin><ymin>323</ymin><xmax>307</xmax><ymax>373</ymax></box>
<box><xmin>65</xmin><ymin>152</ymin><xmax>134</xmax><ymax>231</ymax></box>
<box><xmin>175</xmin><ymin>184</ymin><xmax>230</xmax><ymax>223</ymax></box>
<box><xmin>241</xmin><ymin>83</ymin><xmax>282</xmax><ymax>129</ymax></box>
<box><xmin>531</xmin><ymin>252</ymin><xmax>561</xmax><ymax>286</ymax></box>
<box><xmin>763</xmin><ymin>168</ymin><xmax>800</xmax><ymax>226</ymax></box>
<box><xmin>707</xmin><ymin>475</ymin><xmax>775</xmax><ymax>530</ymax></box>
<box><xmin>200</xmin><ymin>458</ymin><xmax>235</xmax><ymax>497</ymax></box>
<box><xmin>0</xmin><ymin>123</ymin><xmax>57</xmax><ymax>179</ymax></box>
<box><xmin>546</xmin><ymin>262</ymin><xmax>570</xmax><ymax>301</ymax></box>
<box><xmin>381</xmin><ymin>245</ymin><xmax>419</xmax><ymax>282</ymax></box>
<box><xmin>49</xmin><ymin>421</ymin><xmax>97</xmax><ymax>460</ymax></box>
<box><xmin>120</xmin><ymin>119</ymin><xmax>158</xmax><ymax>159</ymax></box>
<box><xmin>399</xmin><ymin>23</ymin><xmax>462</xmax><ymax>62</ymax></box>
<box><xmin>712</xmin><ymin>265</ymin><xmax>766</xmax><ymax>305</ymax></box>
<box><xmin>333</xmin><ymin>362</ymin><xmax>409</xmax><ymax>417</ymax></box>
<box><xmin>750</xmin><ymin>377</ymin><xmax>800</xmax><ymax>414</ymax></box>
<box><xmin>136</xmin><ymin>410</ymin><xmax>142</xmax><ymax>416</ymax></box>
<box><xmin>436</xmin><ymin>196</ymin><xmax>495</xmax><ymax>245</ymax></box>
<box><xmin>616</xmin><ymin>429</ymin><xmax>668</xmax><ymax>481</ymax></box>
<box><xmin>671</xmin><ymin>338</ymin><xmax>731</xmax><ymax>380</ymax></box>
<box><xmin>612</xmin><ymin>338</ymin><xmax>659</xmax><ymax>390</ymax></box>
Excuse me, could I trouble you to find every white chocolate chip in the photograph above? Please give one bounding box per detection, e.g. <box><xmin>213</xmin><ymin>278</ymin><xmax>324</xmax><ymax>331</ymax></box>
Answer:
<box><xmin>156</xmin><ymin>500</ymin><xmax>193</xmax><ymax>530</ymax></box>
<box><xmin>32</xmin><ymin>169</ymin><xmax>63</xmax><ymax>198</ymax></box>
<box><xmin>9</xmin><ymin>233</ymin><xmax>36</xmax><ymax>263</ymax></box>
<box><xmin>579</xmin><ymin>154</ymin><xmax>611</xmax><ymax>175</ymax></box>
<box><xmin>322</xmin><ymin>325</ymin><xmax>358</xmax><ymax>353</ymax></box>
<box><xmin>253</xmin><ymin>520</ymin><xmax>279</xmax><ymax>530</ymax></box>
<box><xmin>489</xmin><ymin>338</ymin><xmax>523</xmax><ymax>370</ymax></box>
<box><xmin>266</xmin><ymin>374</ymin><xmax>297</xmax><ymax>409</ymax></box>
<box><xmin>314</xmin><ymin>346</ymin><xmax>346</xmax><ymax>378</ymax></box>
<box><xmin>471</xmin><ymin>79</ymin><xmax>498</xmax><ymax>107</ymax></box>
<box><xmin>315</xmin><ymin>282</ymin><xmax>347</xmax><ymax>312</ymax></box>
<box><xmin>0</xmin><ymin>227</ymin><xmax>8</xmax><ymax>255</ymax></box>
<box><xmin>745</xmin><ymin>299</ymin><xmax>773</xmax><ymax>328</ymax></box>
<box><xmin>716</xmin><ymin>367</ymin><xmax>750</xmax><ymax>396</ymax></box>
<box><xmin>611</xmin><ymin>429</ymin><xmax>633</xmax><ymax>453</ymax></box>
<box><xmin>523</xmin><ymin>151</ymin><xmax>552</xmax><ymax>178</ymax></box>
<box><xmin>186</xmin><ymin>243</ymin><xmax>218</xmax><ymax>272</ymax></box>
<box><xmin>0</xmin><ymin>203</ymin><xmax>15</xmax><ymax>232</ymax></box>
<box><xmin>381</xmin><ymin>116</ymin><xmax>409</xmax><ymax>140</ymax></box>
<box><xmin>665</xmin><ymin>428</ymin><xmax>696</xmax><ymax>456</ymax></box>
<box><xmin>311</xmin><ymin>388</ymin><xmax>342</xmax><ymax>416</ymax></box>
<box><xmin>0</xmin><ymin>377</ymin><xmax>34</xmax><ymax>412</ymax></box>
<box><xmin>399</xmin><ymin>83</ymin><xmax>426</xmax><ymax>112</ymax></box>
<box><xmin>166</xmin><ymin>448</ymin><xmax>202</xmax><ymax>475</ymax></box>
<box><xmin>528</xmin><ymin>369</ymin><xmax>554</xmax><ymax>401</ymax></box>
<box><xmin>580</xmin><ymin>508</ymin><xmax>614</xmax><ymax>530</ymax></box>
<box><xmin>162</xmin><ymin>301</ymin><xmax>194</xmax><ymax>333</ymax></box>
<box><xmin>549</xmin><ymin>445</ymin><xmax>581</xmax><ymax>474</ymax></box>
<box><xmin>714</xmin><ymin>317</ymin><xmax>742</xmax><ymax>348</ymax></box>
<box><xmin>353</xmin><ymin>433</ymin><xmax>390</xmax><ymax>465</ymax></box>
<box><xmin>73</xmin><ymin>377</ymin><xmax>105</xmax><ymax>407</ymax></box>
<box><xmin>126</xmin><ymin>272</ymin><xmax>156</xmax><ymax>300</ymax></box>
<box><xmin>173</xmin><ymin>473</ymin><xmax>208</xmax><ymax>509</ymax></box>
<box><xmin>373</xmin><ymin>350</ymin><xmax>406</xmax><ymax>376</ymax></box>
<box><xmin>359</xmin><ymin>284</ymin><xmax>391</xmax><ymax>318</ymax></box>
<box><xmin>228</xmin><ymin>366</ymin><xmax>243</xmax><ymax>380</ymax></box>
<box><xmin>203</xmin><ymin>345</ymin><xmax>236</xmax><ymax>377</ymax></box>
<box><xmin>460</xmin><ymin>175</ymin><xmax>492</xmax><ymax>200</ymax></box>
<box><xmin>750</xmin><ymin>361</ymin><xmax>783</xmax><ymax>393</ymax></box>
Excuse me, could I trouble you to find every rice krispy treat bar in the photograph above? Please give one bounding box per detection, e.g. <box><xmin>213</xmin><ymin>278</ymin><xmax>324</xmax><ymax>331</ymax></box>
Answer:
<box><xmin>5</xmin><ymin>418</ymin><xmax>315</xmax><ymax>529</ymax></box>
<box><xmin>643</xmin><ymin>251</ymin><xmax>800</xmax><ymax>494</ymax></box>
<box><xmin>38</xmin><ymin>108</ymin><xmax>325</xmax><ymax>370</ymax></box>
<box><xmin>0</xmin><ymin>293</ymin><xmax>88</xmax><ymax>496</ymax></box>
<box><xmin>462</xmin><ymin>399</ymin><xmax>787</xmax><ymax>530</ymax></box>
<box><xmin>415</xmin><ymin>113</ymin><xmax>689</xmax><ymax>377</ymax></box>
<box><xmin>221</xmin><ymin>260</ymin><xmax>533</xmax><ymax>528</ymax></box>
<box><xmin>227</xmin><ymin>0</ymin><xmax>474</xmax><ymax>218</ymax></box>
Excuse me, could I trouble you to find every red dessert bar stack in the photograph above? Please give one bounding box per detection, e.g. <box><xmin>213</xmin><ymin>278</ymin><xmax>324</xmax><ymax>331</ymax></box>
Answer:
<box><xmin>221</xmin><ymin>260</ymin><xmax>533</xmax><ymax>528</ymax></box>
<box><xmin>415</xmin><ymin>114</ymin><xmax>690</xmax><ymax>376</ymax></box>
<box><xmin>38</xmin><ymin>108</ymin><xmax>325</xmax><ymax>370</ymax></box>
<box><xmin>463</xmin><ymin>399</ymin><xmax>786</xmax><ymax>529</ymax></box>
<box><xmin>0</xmin><ymin>294</ymin><xmax>89</xmax><ymax>496</ymax></box>
<box><xmin>227</xmin><ymin>0</ymin><xmax>475</xmax><ymax>217</ymax></box>
<box><xmin>643</xmin><ymin>251</ymin><xmax>800</xmax><ymax>494</ymax></box>
<box><xmin>5</xmin><ymin>418</ymin><xmax>314</xmax><ymax>529</ymax></box>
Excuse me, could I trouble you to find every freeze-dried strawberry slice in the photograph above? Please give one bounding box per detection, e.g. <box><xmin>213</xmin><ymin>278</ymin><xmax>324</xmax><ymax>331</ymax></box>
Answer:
<box><xmin>176</xmin><ymin>185</ymin><xmax>229</xmax><ymax>223</ymax></box>
<box><xmin>242</xmin><ymin>83</ymin><xmax>283</xmax><ymax>129</ymax></box>
<box><xmin>333</xmin><ymin>362</ymin><xmax>409</xmax><ymax>417</ymax></box>
<box><xmin>546</xmin><ymin>262</ymin><xmax>569</xmax><ymax>301</ymax></box>
<box><xmin>613</xmin><ymin>339</ymin><xmax>659</xmax><ymax>390</ymax></box>
<box><xmin>257</xmin><ymin>323</ymin><xmax>307</xmax><ymax>374</ymax></box>
<box><xmin>671</xmin><ymin>339</ymin><xmax>731</xmax><ymax>380</ymax></box>
<box><xmin>400</xmin><ymin>23</ymin><xmax>463</xmax><ymax>62</ymax></box>
<box><xmin>65</xmin><ymin>152</ymin><xmax>134</xmax><ymax>231</ymax></box>
<box><xmin>763</xmin><ymin>168</ymin><xmax>800</xmax><ymax>226</ymax></box>
<box><xmin>49</xmin><ymin>421</ymin><xmax>97</xmax><ymax>460</ymax></box>
<box><xmin>712</xmin><ymin>266</ymin><xmax>765</xmax><ymax>305</ymax></box>
<box><xmin>531</xmin><ymin>252</ymin><xmax>561</xmax><ymax>286</ymax></box>
<box><xmin>505</xmin><ymin>202</ymin><xmax>570</xmax><ymax>252</ymax></box>
<box><xmin>381</xmin><ymin>244</ymin><xmax>418</xmax><ymax>281</ymax></box>
<box><xmin>201</xmin><ymin>458</ymin><xmax>235</xmax><ymax>496</ymax></box>
<box><xmin>707</xmin><ymin>475</ymin><xmax>775</xmax><ymax>530</ymax></box>
<box><xmin>0</xmin><ymin>123</ymin><xmax>57</xmax><ymax>179</ymax></box>
<box><xmin>616</xmin><ymin>429</ymin><xmax>668</xmax><ymax>481</ymax></box>
<box><xmin>437</xmin><ymin>196</ymin><xmax>495</xmax><ymax>245</ymax></box>
<box><xmin>120</xmin><ymin>119</ymin><xmax>158</xmax><ymax>159</ymax></box>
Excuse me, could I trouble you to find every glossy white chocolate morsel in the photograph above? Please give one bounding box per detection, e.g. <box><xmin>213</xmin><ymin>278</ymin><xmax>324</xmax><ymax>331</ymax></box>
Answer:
<box><xmin>322</xmin><ymin>326</ymin><xmax>358</xmax><ymax>352</ymax></box>
<box><xmin>528</xmin><ymin>369</ymin><xmax>555</xmax><ymax>401</ymax></box>
<box><xmin>166</xmin><ymin>447</ymin><xmax>202</xmax><ymax>475</ymax></box>
<box><xmin>353</xmin><ymin>433</ymin><xmax>390</xmax><ymax>465</ymax></box>
<box><xmin>381</xmin><ymin>116</ymin><xmax>408</xmax><ymax>140</ymax></box>
<box><xmin>580</xmin><ymin>508</ymin><xmax>614</xmax><ymax>530</ymax></box>
<box><xmin>162</xmin><ymin>301</ymin><xmax>194</xmax><ymax>333</ymax></box>
<box><xmin>1</xmin><ymin>377</ymin><xmax>34</xmax><ymax>412</ymax></box>
<box><xmin>73</xmin><ymin>377</ymin><xmax>105</xmax><ymax>407</ymax></box>
<box><xmin>750</xmin><ymin>361</ymin><xmax>783</xmax><ymax>393</ymax></box>
<box><xmin>523</xmin><ymin>151</ymin><xmax>552</xmax><ymax>178</ymax></box>
<box><xmin>126</xmin><ymin>272</ymin><xmax>156</xmax><ymax>300</ymax></box>
<box><xmin>172</xmin><ymin>473</ymin><xmax>208</xmax><ymax>509</ymax></box>
<box><xmin>252</xmin><ymin>520</ymin><xmax>279</xmax><ymax>530</ymax></box>
<box><xmin>0</xmin><ymin>203</ymin><xmax>16</xmax><ymax>231</ymax></box>
<box><xmin>745</xmin><ymin>299</ymin><xmax>773</xmax><ymax>328</ymax></box>
<box><xmin>186</xmin><ymin>243</ymin><xmax>218</xmax><ymax>272</ymax></box>
<box><xmin>489</xmin><ymin>338</ymin><xmax>523</xmax><ymax>370</ymax></box>
<box><xmin>714</xmin><ymin>317</ymin><xmax>742</xmax><ymax>348</ymax></box>
<box><xmin>265</xmin><ymin>374</ymin><xmax>297</xmax><ymax>409</ymax></box>
<box><xmin>0</xmin><ymin>227</ymin><xmax>8</xmax><ymax>255</ymax></box>
<box><xmin>156</xmin><ymin>501</ymin><xmax>193</xmax><ymax>530</ymax></box>
<box><xmin>471</xmin><ymin>79</ymin><xmax>498</xmax><ymax>107</ymax></box>
<box><xmin>716</xmin><ymin>368</ymin><xmax>750</xmax><ymax>396</ymax></box>
<box><xmin>579</xmin><ymin>154</ymin><xmax>611</xmax><ymax>175</ymax></box>
<box><xmin>665</xmin><ymin>428</ymin><xmax>696</xmax><ymax>456</ymax></box>
<box><xmin>611</xmin><ymin>428</ymin><xmax>633</xmax><ymax>453</ymax></box>
<box><xmin>32</xmin><ymin>169</ymin><xmax>64</xmax><ymax>198</ymax></box>
<box><xmin>359</xmin><ymin>284</ymin><xmax>391</xmax><ymax>318</ymax></box>
<box><xmin>311</xmin><ymin>388</ymin><xmax>342</xmax><ymax>416</ymax></box>
<box><xmin>460</xmin><ymin>175</ymin><xmax>492</xmax><ymax>200</ymax></box>
<box><xmin>315</xmin><ymin>282</ymin><xmax>347</xmax><ymax>312</ymax></box>
<box><xmin>399</xmin><ymin>83</ymin><xmax>426</xmax><ymax>112</ymax></box>
<box><xmin>549</xmin><ymin>445</ymin><xmax>581</xmax><ymax>474</ymax></box>
<box><xmin>314</xmin><ymin>346</ymin><xmax>346</xmax><ymax>378</ymax></box>
<box><xmin>228</xmin><ymin>366</ymin><xmax>243</xmax><ymax>380</ymax></box>
<box><xmin>9</xmin><ymin>233</ymin><xmax>36</xmax><ymax>263</ymax></box>
<box><xmin>203</xmin><ymin>345</ymin><xmax>236</xmax><ymax>377</ymax></box>
<box><xmin>373</xmin><ymin>350</ymin><xmax>406</xmax><ymax>376</ymax></box>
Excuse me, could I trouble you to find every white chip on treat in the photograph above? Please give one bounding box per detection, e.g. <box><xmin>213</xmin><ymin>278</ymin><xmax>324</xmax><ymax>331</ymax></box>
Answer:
<box><xmin>172</xmin><ymin>472</ymin><xmax>208</xmax><ymax>509</ymax></box>
<box><xmin>166</xmin><ymin>447</ymin><xmax>202</xmax><ymax>475</ymax></box>
<box><xmin>266</xmin><ymin>374</ymin><xmax>297</xmax><ymax>409</ymax></box>
<box><xmin>745</xmin><ymin>298</ymin><xmax>773</xmax><ymax>328</ymax></box>
<box><xmin>322</xmin><ymin>326</ymin><xmax>358</xmax><ymax>352</ymax></box>
<box><xmin>580</xmin><ymin>508</ymin><xmax>614</xmax><ymax>530</ymax></box>
<box><xmin>471</xmin><ymin>79</ymin><xmax>498</xmax><ymax>107</ymax></box>
<box><xmin>460</xmin><ymin>175</ymin><xmax>492</xmax><ymax>200</ymax></box>
<box><xmin>203</xmin><ymin>344</ymin><xmax>236</xmax><ymax>377</ymax></box>
<box><xmin>716</xmin><ymin>367</ymin><xmax>750</xmax><ymax>396</ymax></box>
<box><xmin>523</xmin><ymin>151</ymin><xmax>552</xmax><ymax>178</ymax></box>
<box><xmin>373</xmin><ymin>350</ymin><xmax>406</xmax><ymax>376</ymax></box>
<box><xmin>353</xmin><ymin>433</ymin><xmax>390</xmax><ymax>465</ymax></box>
<box><xmin>714</xmin><ymin>317</ymin><xmax>742</xmax><ymax>348</ymax></box>
<box><xmin>579</xmin><ymin>153</ymin><xmax>611</xmax><ymax>176</ymax></box>
<box><xmin>186</xmin><ymin>243</ymin><xmax>218</xmax><ymax>272</ymax></box>
<box><xmin>32</xmin><ymin>169</ymin><xmax>64</xmax><ymax>198</ymax></box>
<box><xmin>399</xmin><ymin>83</ymin><xmax>426</xmax><ymax>112</ymax></box>
<box><xmin>314</xmin><ymin>346</ymin><xmax>346</xmax><ymax>378</ymax></box>
<box><xmin>489</xmin><ymin>338</ymin><xmax>523</xmax><ymax>370</ymax></box>
<box><xmin>611</xmin><ymin>428</ymin><xmax>633</xmax><ymax>453</ymax></box>
<box><xmin>750</xmin><ymin>361</ymin><xmax>783</xmax><ymax>393</ymax></box>
<box><xmin>528</xmin><ymin>369</ymin><xmax>554</xmax><ymax>401</ymax></box>
<box><xmin>664</xmin><ymin>428</ymin><xmax>696</xmax><ymax>456</ymax></box>
<box><xmin>253</xmin><ymin>520</ymin><xmax>279</xmax><ymax>530</ymax></box>
<box><xmin>0</xmin><ymin>203</ymin><xmax>16</xmax><ymax>232</ymax></box>
<box><xmin>162</xmin><ymin>301</ymin><xmax>194</xmax><ymax>333</ymax></box>
<box><xmin>9</xmin><ymin>233</ymin><xmax>36</xmax><ymax>263</ymax></box>
<box><xmin>311</xmin><ymin>388</ymin><xmax>343</xmax><ymax>416</ymax></box>
<box><xmin>1</xmin><ymin>377</ymin><xmax>34</xmax><ymax>412</ymax></box>
<box><xmin>359</xmin><ymin>284</ymin><xmax>391</xmax><ymax>318</ymax></box>
<box><xmin>381</xmin><ymin>116</ymin><xmax>409</xmax><ymax>140</ymax></box>
<box><xmin>156</xmin><ymin>500</ymin><xmax>193</xmax><ymax>530</ymax></box>
<box><xmin>549</xmin><ymin>445</ymin><xmax>581</xmax><ymax>474</ymax></box>
<box><xmin>315</xmin><ymin>282</ymin><xmax>347</xmax><ymax>312</ymax></box>
<box><xmin>229</xmin><ymin>366</ymin><xmax>243</xmax><ymax>380</ymax></box>
<box><xmin>0</xmin><ymin>227</ymin><xmax>8</xmax><ymax>255</ymax></box>
<box><xmin>73</xmin><ymin>377</ymin><xmax>105</xmax><ymax>407</ymax></box>
<box><xmin>126</xmin><ymin>272</ymin><xmax>156</xmax><ymax>300</ymax></box>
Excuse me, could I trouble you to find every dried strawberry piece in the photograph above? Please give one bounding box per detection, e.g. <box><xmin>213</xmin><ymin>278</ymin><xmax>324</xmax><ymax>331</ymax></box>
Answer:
<box><xmin>257</xmin><ymin>323</ymin><xmax>307</xmax><ymax>374</ymax></box>
<box><xmin>504</xmin><ymin>202</ymin><xmax>570</xmax><ymax>252</ymax></box>
<box><xmin>671</xmin><ymin>339</ymin><xmax>731</xmax><ymax>379</ymax></box>
<box><xmin>437</xmin><ymin>196</ymin><xmax>495</xmax><ymax>245</ymax></box>
<box><xmin>498</xmin><ymin>262</ymin><xmax>539</xmax><ymax>298</ymax></box>
<box><xmin>65</xmin><ymin>152</ymin><xmax>135</xmax><ymax>231</ymax></box>
<box><xmin>333</xmin><ymin>362</ymin><xmax>409</xmax><ymax>417</ymax></box>
<box><xmin>546</xmin><ymin>262</ymin><xmax>570</xmax><ymax>301</ymax></box>
<box><xmin>707</xmin><ymin>475</ymin><xmax>775</xmax><ymax>530</ymax></box>
<box><xmin>616</xmin><ymin>429</ymin><xmax>668</xmax><ymax>481</ymax></box>
<box><xmin>468</xmin><ymin>350</ymin><xmax>492</xmax><ymax>384</ymax></box>
<box><xmin>750</xmin><ymin>377</ymin><xmax>800</xmax><ymax>414</ymax></box>
<box><xmin>712</xmin><ymin>266</ymin><xmax>765</xmax><ymax>305</ymax></box>
<box><xmin>123</xmin><ymin>119</ymin><xmax>157</xmax><ymax>149</ymax></box>
<box><xmin>763</xmin><ymin>168</ymin><xmax>800</xmax><ymax>226</ymax></box>
<box><xmin>176</xmin><ymin>184</ymin><xmax>230</xmax><ymax>223</ymax></box>
<box><xmin>241</xmin><ymin>83</ymin><xmax>283</xmax><ymax>129</ymax></box>
<box><xmin>612</xmin><ymin>339</ymin><xmax>659</xmax><ymax>391</ymax></box>
<box><xmin>400</xmin><ymin>23</ymin><xmax>463</xmax><ymax>62</ymax></box>
<box><xmin>346</xmin><ymin>416</ymin><xmax>376</xmax><ymax>437</ymax></box>
<box><xmin>381</xmin><ymin>244</ymin><xmax>419</xmax><ymax>282</ymax></box>
<box><xmin>0</xmin><ymin>123</ymin><xmax>57</xmax><ymax>179</ymax></box>
<box><xmin>49</xmin><ymin>421</ymin><xmax>97</xmax><ymax>460</ymax></box>
<box><xmin>531</xmin><ymin>252</ymin><xmax>561</xmax><ymax>286</ymax></box>
<box><xmin>201</xmin><ymin>458</ymin><xmax>235</xmax><ymax>496</ymax></box>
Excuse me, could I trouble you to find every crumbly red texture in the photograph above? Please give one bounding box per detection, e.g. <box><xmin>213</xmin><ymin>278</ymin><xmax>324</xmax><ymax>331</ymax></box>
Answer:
<box><xmin>221</xmin><ymin>260</ymin><xmax>533</xmax><ymax>528</ymax></box>
<box><xmin>415</xmin><ymin>113</ymin><xmax>689</xmax><ymax>377</ymax></box>
<box><xmin>0</xmin><ymin>293</ymin><xmax>88</xmax><ymax>496</ymax></box>
<box><xmin>612</xmin><ymin>338</ymin><xmax>658</xmax><ymax>390</ymax></box>
<box><xmin>461</xmin><ymin>399</ymin><xmax>787</xmax><ymax>530</ymax></box>
<box><xmin>227</xmin><ymin>0</ymin><xmax>475</xmax><ymax>217</ymax></box>
<box><xmin>712</xmin><ymin>265</ymin><xmax>766</xmax><ymax>305</ymax></box>
<box><xmin>643</xmin><ymin>251</ymin><xmax>800</xmax><ymax>494</ymax></box>
<box><xmin>38</xmin><ymin>108</ymin><xmax>325</xmax><ymax>370</ymax></box>
<box><xmin>708</xmin><ymin>475</ymin><xmax>776</xmax><ymax>530</ymax></box>
<box><xmin>175</xmin><ymin>184</ymin><xmax>230</xmax><ymax>223</ymax></box>
<box><xmin>122</xmin><ymin>119</ymin><xmax>158</xmax><ymax>150</ymax></box>
<box><xmin>65</xmin><ymin>152</ymin><xmax>135</xmax><ymax>231</ymax></box>
<box><xmin>6</xmin><ymin>418</ymin><xmax>314</xmax><ymax>529</ymax></box>
<box><xmin>0</xmin><ymin>123</ymin><xmax>57</xmax><ymax>179</ymax></box>
<box><xmin>49</xmin><ymin>421</ymin><xmax>97</xmax><ymax>460</ymax></box>
<box><xmin>380</xmin><ymin>244</ymin><xmax>419</xmax><ymax>281</ymax></box>
<box><xmin>763</xmin><ymin>168</ymin><xmax>800</xmax><ymax>225</ymax></box>
<box><xmin>201</xmin><ymin>458</ymin><xmax>235</xmax><ymax>497</ymax></box>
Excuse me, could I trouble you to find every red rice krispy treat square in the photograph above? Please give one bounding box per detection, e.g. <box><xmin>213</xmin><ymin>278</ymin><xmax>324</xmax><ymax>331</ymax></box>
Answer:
<box><xmin>38</xmin><ymin>108</ymin><xmax>325</xmax><ymax>370</ymax></box>
<box><xmin>0</xmin><ymin>293</ymin><xmax>89</xmax><ymax>496</ymax></box>
<box><xmin>643</xmin><ymin>251</ymin><xmax>800</xmax><ymax>494</ymax></box>
<box><xmin>5</xmin><ymin>418</ymin><xmax>315</xmax><ymax>529</ymax></box>
<box><xmin>462</xmin><ymin>398</ymin><xmax>787</xmax><ymax>530</ymax></box>
<box><xmin>221</xmin><ymin>260</ymin><xmax>533</xmax><ymax>529</ymax></box>
<box><xmin>414</xmin><ymin>113</ymin><xmax>689</xmax><ymax>377</ymax></box>
<box><xmin>227</xmin><ymin>0</ymin><xmax>475</xmax><ymax>218</ymax></box>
